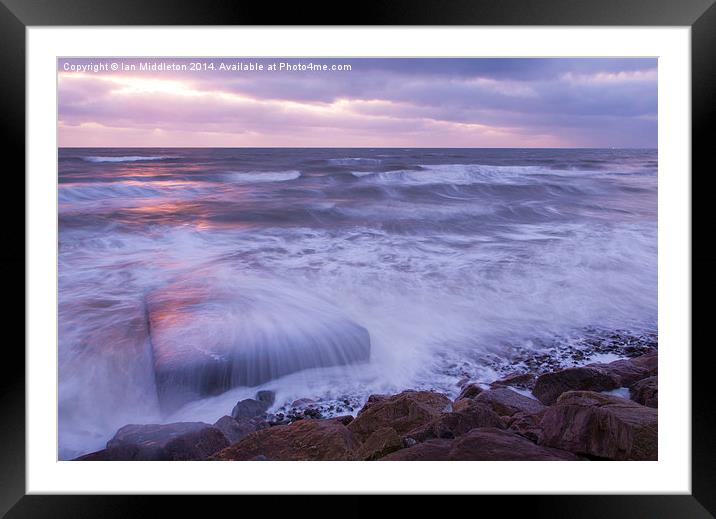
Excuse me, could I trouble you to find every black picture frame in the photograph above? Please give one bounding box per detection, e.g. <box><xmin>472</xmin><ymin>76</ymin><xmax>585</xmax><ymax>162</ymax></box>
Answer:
<box><xmin>3</xmin><ymin>0</ymin><xmax>714</xmax><ymax>515</ymax></box>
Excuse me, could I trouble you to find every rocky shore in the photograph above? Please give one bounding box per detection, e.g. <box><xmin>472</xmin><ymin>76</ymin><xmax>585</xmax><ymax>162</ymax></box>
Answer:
<box><xmin>76</xmin><ymin>348</ymin><xmax>657</xmax><ymax>461</ymax></box>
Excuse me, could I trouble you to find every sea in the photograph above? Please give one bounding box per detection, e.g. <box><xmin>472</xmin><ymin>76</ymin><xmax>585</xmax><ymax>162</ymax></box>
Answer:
<box><xmin>58</xmin><ymin>148</ymin><xmax>658</xmax><ymax>459</ymax></box>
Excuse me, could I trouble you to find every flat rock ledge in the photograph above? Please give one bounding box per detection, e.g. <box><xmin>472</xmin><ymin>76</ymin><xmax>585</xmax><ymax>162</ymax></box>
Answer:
<box><xmin>76</xmin><ymin>350</ymin><xmax>658</xmax><ymax>461</ymax></box>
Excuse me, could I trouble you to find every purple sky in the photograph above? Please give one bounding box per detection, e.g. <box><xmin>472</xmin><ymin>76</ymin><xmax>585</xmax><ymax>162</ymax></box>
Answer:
<box><xmin>58</xmin><ymin>58</ymin><xmax>657</xmax><ymax>148</ymax></box>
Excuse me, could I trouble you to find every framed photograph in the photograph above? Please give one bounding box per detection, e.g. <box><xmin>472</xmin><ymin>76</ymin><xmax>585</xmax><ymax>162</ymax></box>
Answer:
<box><xmin>6</xmin><ymin>0</ymin><xmax>714</xmax><ymax>515</ymax></box>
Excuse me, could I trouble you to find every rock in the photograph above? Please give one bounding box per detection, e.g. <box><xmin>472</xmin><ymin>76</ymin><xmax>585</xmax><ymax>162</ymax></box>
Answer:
<box><xmin>256</xmin><ymin>390</ymin><xmax>276</xmax><ymax>406</ymax></box>
<box><xmin>357</xmin><ymin>427</ymin><xmax>403</xmax><ymax>460</ymax></box>
<box><xmin>211</xmin><ymin>419</ymin><xmax>360</xmax><ymax>461</ymax></box>
<box><xmin>303</xmin><ymin>408</ymin><xmax>323</xmax><ymax>419</ymax></box>
<box><xmin>213</xmin><ymin>415</ymin><xmax>268</xmax><ymax>444</ymax></box>
<box><xmin>347</xmin><ymin>390</ymin><xmax>452</xmax><ymax>442</ymax></box>
<box><xmin>405</xmin><ymin>400</ymin><xmax>505</xmax><ymax>442</ymax></box>
<box><xmin>456</xmin><ymin>383</ymin><xmax>483</xmax><ymax>401</ymax></box>
<box><xmin>291</xmin><ymin>398</ymin><xmax>315</xmax><ymax>407</ymax></box>
<box><xmin>58</xmin><ymin>299</ymin><xmax>159</xmax><ymax>451</ymax></box>
<box><xmin>74</xmin><ymin>449</ymin><xmax>111</xmax><ymax>461</ymax></box>
<box><xmin>539</xmin><ymin>391</ymin><xmax>658</xmax><ymax>460</ymax></box>
<box><xmin>591</xmin><ymin>350</ymin><xmax>658</xmax><ymax>387</ymax></box>
<box><xmin>381</xmin><ymin>428</ymin><xmax>578</xmax><ymax>461</ymax></box>
<box><xmin>491</xmin><ymin>372</ymin><xmax>536</xmax><ymax>390</ymax></box>
<box><xmin>630</xmin><ymin>376</ymin><xmax>658</xmax><ymax>408</ymax></box>
<box><xmin>231</xmin><ymin>398</ymin><xmax>270</xmax><ymax>420</ymax></box>
<box><xmin>532</xmin><ymin>367</ymin><xmax>621</xmax><ymax>405</ymax></box>
<box><xmin>146</xmin><ymin>274</ymin><xmax>371</xmax><ymax>411</ymax></box>
<box><xmin>474</xmin><ymin>388</ymin><xmax>546</xmax><ymax>417</ymax></box>
<box><xmin>505</xmin><ymin>411</ymin><xmax>544</xmax><ymax>443</ymax></box>
<box><xmin>328</xmin><ymin>415</ymin><xmax>354</xmax><ymax>426</ymax></box>
<box><xmin>447</xmin><ymin>428</ymin><xmax>578</xmax><ymax>460</ymax></box>
<box><xmin>99</xmin><ymin>422</ymin><xmax>229</xmax><ymax>460</ymax></box>
<box><xmin>379</xmin><ymin>439</ymin><xmax>453</xmax><ymax>460</ymax></box>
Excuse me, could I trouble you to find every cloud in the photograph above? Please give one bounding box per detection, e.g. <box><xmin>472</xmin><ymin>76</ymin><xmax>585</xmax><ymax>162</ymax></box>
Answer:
<box><xmin>58</xmin><ymin>58</ymin><xmax>657</xmax><ymax>148</ymax></box>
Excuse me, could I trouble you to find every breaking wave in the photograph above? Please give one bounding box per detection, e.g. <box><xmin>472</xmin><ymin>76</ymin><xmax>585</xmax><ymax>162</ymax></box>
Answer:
<box><xmin>82</xmin><ymin>155</ymin><xmax>178</xmax><ymax>163</ymax></box>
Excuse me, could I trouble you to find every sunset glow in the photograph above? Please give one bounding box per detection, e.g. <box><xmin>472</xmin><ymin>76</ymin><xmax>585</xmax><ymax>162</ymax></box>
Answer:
<box><xmin>58</xmin><ymin>58</ymin><xmax>657</xmax><ymax>148</ymax></box>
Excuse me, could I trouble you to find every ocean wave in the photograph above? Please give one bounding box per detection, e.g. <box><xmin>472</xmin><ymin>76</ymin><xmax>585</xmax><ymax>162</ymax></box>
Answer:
<box><xmin>82</xmin><ymin>155</ymin><xmax>177</xmax><ymax>163</ymax></box>
<box><xmin>58</xmin><ymin>181</ymin><xmax>206</xmax><ymax>203</ymax></box>
<box><xmin>328</xmin><ymin>157</ymin><xmax>382</xmax><ymax>166</ymax></box>
<box><xmin>352</xmin><ymin>164</ymin><xmax>592</xmax><ymax>186</ymax></box>
<box><xmin>226</xmin><ymin>170</ymin><xmax>301</xmax><ymax>183</ymax></box>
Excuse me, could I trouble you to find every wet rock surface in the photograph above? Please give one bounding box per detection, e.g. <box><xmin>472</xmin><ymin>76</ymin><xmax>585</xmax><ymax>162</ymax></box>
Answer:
<box><xmin>346</xmin><ymin>390</ymin><xmax>452</xmax><ymax>442</ymax></box>
<box><xmin>630</xmin><ymin>376</ymin><xmax>658</xmax><ymax>408</ymax></box>
<box><xmin>539</xmin><ymin>391</ymin><xmax>658</xmax><ymax>460</ymax></box>
<box><xmin>211</xmin><ymin>419</ymin><xmax>360</xmax><ymax>461</ymax></box>
<box><xmin>474</xmin><ymin>388</ymin><xmax>546</xmax><ymax>417</ymax></box>
<box><xmin>382</xmin><ymin>427</ymin><xmax>578</xmax><ymax>461</ymax></box>
<box><xmin>533</xmin><ymin>366</ymin><xmax>621</xmax><ymax>405</ymax></box>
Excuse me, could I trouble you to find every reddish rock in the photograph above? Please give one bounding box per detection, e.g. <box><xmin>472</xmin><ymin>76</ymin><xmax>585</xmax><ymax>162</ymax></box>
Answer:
<box><xmin>406</xmin><ymin>400</ymin><xmax>505</xmax><ymax>442</ymax></box>
<box><xmin>357</xmin><ymin>427</ymin><xmax>403</xmax><ymax>460</ymax></box>
<box><xmin>630</xmin><ymin>376</ymin><xmax>658</xmax><ymax>408</ymax></box>
<box><xmin>491</xmin><ymin>372</ymin><xmax>536</xmax><ymax>390</ymax></box>
<box><xmin>211</xmin><ymin>419</ymin><xmax>360</xmax><ymax>460</ymax></box>
<box><xmin>328</xmin><ymin>415</ymin><xmax>355</xmax><ymax>426</ymax></box>
<box><xmin>539</xmin><ymin>391</ymin><xmax>657</xmax><ymax>460</ymax></box>
<box><xmin>97</xmin><ymin>422</ymin><xmax>229</xmax><ymax>460</ymax></box>
<box><xmin>506</xmin><ymin>411</ymin><xmax>545</xmax><ymax>443</ymax></box>
<box><xmin>474</xmin><ymin>388</ymin><xmax>546</xmax><ymax>417</ymax></box>
<box><xmin>381</xmin><ymin>428</ymin><xmax>578</xmax><ymax>460</ymax></box>
<box><xmin>348</xmin><ymin>390</ymin><xmax>451</xmax><ymax>442</ymax></box>
<box><xmin>587</xmin><ymin>350</ymin><xmax>658</xmax><ymax>387</ymax></box>
<box><xmin>447</xmin><ymin>428</ymin><xmax>578</xmax><ymax>460</ymax></box>
<box><xmin>456</xmin><ymin>383</ymin><xmax>483</xmax><ymax>401</ymax></box>
<box><xmin>379</xmin><ymin>439</ymin><xmax>453</xmax><ymax>460</ymax></box>
<box><xmin>532</xmin><ymin>367</ymin><xmax>621</xmax><ymax>405</ymax></box>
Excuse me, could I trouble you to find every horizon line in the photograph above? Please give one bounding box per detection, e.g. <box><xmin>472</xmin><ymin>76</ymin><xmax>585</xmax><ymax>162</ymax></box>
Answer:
<box><xmin>57</xmin><ymin>146</ymin><xmax>658</xmax><ymax>150</ymax></box>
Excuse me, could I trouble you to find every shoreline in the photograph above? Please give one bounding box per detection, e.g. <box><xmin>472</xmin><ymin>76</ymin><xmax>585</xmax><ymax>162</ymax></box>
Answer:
<box><xmin>75</xmin><ymin>336</ymin><xmax>658</xmax><ymax>461</ymax></box>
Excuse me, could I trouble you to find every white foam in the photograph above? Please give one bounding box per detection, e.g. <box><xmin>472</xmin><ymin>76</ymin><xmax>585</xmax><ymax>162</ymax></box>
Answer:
<box><xmin>328</xmin><ymin>157</ymin><xmax>382</xmax><ymax>166</ymax></box>
<box><xmin>226</xmin><ymin>170</ymin><xmax>301</xmax><ymax>183</ymax></box>
<box><xmin>352</xmin><ymin>164</ymin><xmax>602</xmax><ymax>186</ymax></box>
<box><xmin>82</xmin><ymin>155</ymin><xmax>176</xmax><ymax>163</ymax></box>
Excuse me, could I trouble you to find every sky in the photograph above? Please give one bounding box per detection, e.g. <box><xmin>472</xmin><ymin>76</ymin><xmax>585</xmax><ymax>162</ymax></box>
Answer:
<box><xmin>57</xmin><ymin>57</ymin><xmax>657</xmax><ymax>148</ymax></box>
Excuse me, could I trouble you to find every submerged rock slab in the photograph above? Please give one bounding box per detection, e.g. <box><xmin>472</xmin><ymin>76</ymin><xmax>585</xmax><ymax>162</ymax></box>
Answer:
<box><xmin>146</xmin><ymin>274</ymin><xmax>371</xmax><ymax>411</ymax></box>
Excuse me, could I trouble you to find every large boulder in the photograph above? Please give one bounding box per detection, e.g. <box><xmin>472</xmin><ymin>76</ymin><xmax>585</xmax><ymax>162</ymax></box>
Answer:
<box><xmin>347</xmin><ymin>390</ymin><xmax>452</xmax><ymax>442</ymax></box>
<box><xmin>381</xmin><ymin>428</ymin><xmax>578</xmax><ymax>461</ymax></box>
<box><xmin>59</xmin><ymin>298</ymin><xmax>160</xmax><ymax>460</ymax></box>
<box><xmin>532</xmin><ymin>366</ymin><xmax>621</xmax><ymax>405</ymax></box>
<box><xmin>630</xmin><ymin>376</ymin><xmax>658</xmax><ymax>408</ymax></box>
<box><xmin>405</xmin><ymin>400</ymin><xmax>505</xmax><ymax>443</ymax></box>
<box><xmin>473</xmin><ymin>388</ymin><xmax>546</xmax><ymax>417</ymax></box>
<box><xmin>211</xmin><ymin>419</ymin><xmax>360</xmax><ymax>460</ymax></box>
<box><xmin>146</xmin><ymin>273</ymin><xmax>371</xmax><ymax>411</ymax></box>
<box><xmin>78</xmin><ymin>422</ymin><xmax>229</xmax><ymax>460</ymax></box>
<box><xmin>539</xmin><ymin>391</ymin><xmax>658</xmax><ymax>460</ymax></box>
